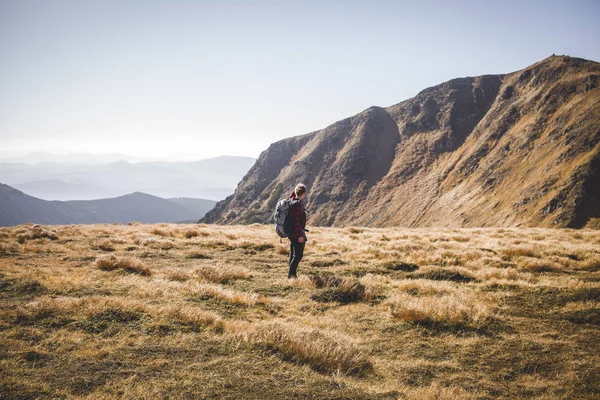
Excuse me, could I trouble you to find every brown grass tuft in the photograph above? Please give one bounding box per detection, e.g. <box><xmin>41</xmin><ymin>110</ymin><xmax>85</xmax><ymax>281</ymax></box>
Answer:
<box><xmin>167</xmin><ymin>271</ymin><xmax>191</xmax><ymax>282</ymax></box>
<box><xmin>186</xmin><ymin>282</ymin><xmax>262</xmax><ymax>306</ymax></box>
<box><xmin>518</xmin><ymin>259</ymin><xmax>562</xmax><ymax>273</ymax></box>
<box><xmin>501</xmin><ymin>246</ymin><xmax>540</xmax><ymax>259</ymax></box>
<box><xmin>183</xmin><ymin>230</ymin><xmax>199</xmax><ymax>238</ymax></box>
<box><xmin>95</xmin><ymin>255</ymin><xmax>151</xmax><ymax>276</ymax></box>
<box><xmin>380</xmin><ymin>260</ymin><xmax>419</xmax><ymax>272</ymax></box>
<box><xmin>93</xmin><ymin>239</ymin><xmax>116</xmax><ymax>252</ymax></box>
<box><xmin>579</xmin><ymin>257</ymin><xmax>600</xmax><ymax>272</ymax></box>
<box><xmin>310</xmin><ymin>258</ymin><xmax>347</xmax><ymax>268</ymax></box>
<box><xmin>0</xmin><ymin>242</ymin><xmax>21</xmax><ymax>255</ymax></box>
<box><xmin>585</xmin><ymin>218</ymin><xmax>600</xmax><ymax>230</ymax></box>
<box><xmin>151</xmin><ymin>228</ymin><xmax>172</xmax><ymax>237</ymax></box>
<box><xmin>388</xmin><ymin>290</ymin><xmax>497</xmax><ymax>332</ymax></box>
<box><xmin>186</xmin><ymin>252</ymin><xmax>212</xmax><ymax>260</ymax></box>
<box><xmin>238</xmin><ymin>242</ymin><xmax>275</xmax><ymax>252</ymax></box>
<box><xmin>403</xmin><ymin>382</ymin><xmax>478</xmax><ymax>400</ymax></box>
<box><xmin>240</xmin><ymin>321</ymin><xmax>372</xmax><ymax>376</ymax></box>
<box><xmin>160</xmin><ymin>304</ymin><xmax>224</xmax><ymax>333</ymax></box>
<box><xmin>310</xmin><ymin>274</ymin><xmax>380</xmax><ymax>303</ymax></box>
<box><xmin>194</xmin><ymin>264</ymin><xmax>250</xmax><ymax>284</ymax></box>
<box><xmin>276</xmin><ymin>246</ymin><xmax>288</xmax><ymax>255</ymax></box>
<box><xmin>347</xmin><ymin>227</ymin><xmax>364</xmax><ymax>234</ymax></box>
<box><xmin>395</xmin><ymin>279</ymin><xmax>460</xmax><ymax>296</ymax></box>
<box><xmin>412</xmin><ymin>267</ymin><xmax>478</xmax><ymax>283</ymax></box>
<box><xmin>16</xmin><ymin>225</ymin><xmax>58</xmax><ymax>243</ymax></box>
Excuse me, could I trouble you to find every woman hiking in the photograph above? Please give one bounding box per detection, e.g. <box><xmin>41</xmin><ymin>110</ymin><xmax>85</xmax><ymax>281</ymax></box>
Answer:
<box><xmin>288</xmin><ymin>183</ymin><xmax>307</xmax><ymax>279</ymax></box>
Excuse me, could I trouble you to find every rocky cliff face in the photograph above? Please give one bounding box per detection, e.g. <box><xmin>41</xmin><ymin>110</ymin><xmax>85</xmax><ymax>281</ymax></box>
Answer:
<box><xmin>202</xmin><ymin>55</ymin><xmax>600</xmax><ymax>228</ymax></box>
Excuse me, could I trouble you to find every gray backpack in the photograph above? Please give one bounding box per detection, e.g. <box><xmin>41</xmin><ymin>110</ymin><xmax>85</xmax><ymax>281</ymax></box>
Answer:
<box><xmin>274</xmin><ymin>199</ymin><xmax>299</xmax><ymax>238</ymax></box>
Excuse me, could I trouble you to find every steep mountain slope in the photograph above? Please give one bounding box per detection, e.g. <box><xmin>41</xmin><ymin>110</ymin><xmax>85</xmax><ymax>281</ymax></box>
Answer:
<box><xmin>203</xmin><ymin>55</ymin><xmax>600</xmax><ymax>228</ymax></box>
<box><xmin>0</xmin><ymin>184</ymin><xmax>211</xmax><ymax>226</ymax></box>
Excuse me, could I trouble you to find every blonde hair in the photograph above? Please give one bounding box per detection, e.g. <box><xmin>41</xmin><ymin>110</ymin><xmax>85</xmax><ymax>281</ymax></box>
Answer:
<box><xmin>294</xmin><ymin>183</ymin><xmax>306</xmax><ymax>197</ymax></box>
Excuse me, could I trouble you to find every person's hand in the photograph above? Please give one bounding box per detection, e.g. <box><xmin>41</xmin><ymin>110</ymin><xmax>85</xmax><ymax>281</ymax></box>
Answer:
<box><xmin>298</xmin><ymin>237</ymin><xmax>304</xmax><ymax>243</ymax></box>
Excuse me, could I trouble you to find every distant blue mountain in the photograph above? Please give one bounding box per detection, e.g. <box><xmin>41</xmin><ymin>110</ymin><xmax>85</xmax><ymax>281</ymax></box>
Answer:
<box><xmin>0</xmin><ymin>183</ymin><xmax>217</xmax><ymax>226</ymax></box>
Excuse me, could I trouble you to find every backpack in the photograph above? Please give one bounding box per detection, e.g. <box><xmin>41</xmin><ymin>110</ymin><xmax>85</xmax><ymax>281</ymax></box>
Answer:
<box><xmin>274</xmin><ymin>198</ymin><xmax>300</xmax><ymax>238</ymax></box>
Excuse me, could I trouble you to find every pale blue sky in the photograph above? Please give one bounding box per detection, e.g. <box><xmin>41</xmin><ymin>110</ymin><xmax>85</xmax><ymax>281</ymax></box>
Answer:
<box><xmin>1</xmin><ymin>0</ymin><xmax>599</xmax><ymax>159</ymax></box>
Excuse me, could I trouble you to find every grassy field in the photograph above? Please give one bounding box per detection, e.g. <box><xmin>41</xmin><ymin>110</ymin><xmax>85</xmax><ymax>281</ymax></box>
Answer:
<box><xmin>1</xmin><ymin>223</ymin><xmax>599</xmax><ymax>399</ymax></box>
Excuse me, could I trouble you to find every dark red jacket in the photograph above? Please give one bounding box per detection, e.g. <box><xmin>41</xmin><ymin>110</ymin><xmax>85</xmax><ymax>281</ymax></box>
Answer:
<box><xmin>288</xmin><ymin>191</ymin><xmax>306</xmax><ymax>240</ymax></box>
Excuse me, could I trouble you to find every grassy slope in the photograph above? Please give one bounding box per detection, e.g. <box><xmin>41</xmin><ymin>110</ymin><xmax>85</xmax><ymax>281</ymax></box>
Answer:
<box><xmin>1</xmin><ymin>223</ymin><xmax>599</xmax><ymax>399</ymax></box>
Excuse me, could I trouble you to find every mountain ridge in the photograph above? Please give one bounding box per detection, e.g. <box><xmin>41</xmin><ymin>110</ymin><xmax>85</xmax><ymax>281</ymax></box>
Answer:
<box><xmin>0</xmin><ymin>183</ymin><xmax>216</xmax><ymax>226</ymax></box>
<box><xmin>202</xmin><ymin>55</ymin><xmax>600</xmax><ymax>228</ymax></box>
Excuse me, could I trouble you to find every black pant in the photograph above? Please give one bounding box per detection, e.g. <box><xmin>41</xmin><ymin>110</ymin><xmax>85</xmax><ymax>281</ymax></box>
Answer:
<box><xmin>288</xmin><ymin>238</ymin><xmax>305</xmax><ymax>278</ymax></box>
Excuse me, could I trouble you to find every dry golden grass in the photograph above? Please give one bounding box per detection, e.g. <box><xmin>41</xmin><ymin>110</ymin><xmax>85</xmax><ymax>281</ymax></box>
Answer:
<box><xmin>276</xmin><ymin>245</ymin><xmax>288</xmax><ymax>255</ymax></box>
<box><xmin>150</xmin><ymin>227</ymin><xmax>172</xmax><ymax>237</ymax></box>
<box><xmin>501</xmin><ymin>245</ymin><xmax>541</xmax><ymax>259</ymax></box>
<box><xmin>185</xmin><ymin>282</ymin><xmax>264</xmax><ymax>307</ymax></box>
<box><xmin>518</xmin><ymin>258</ymin><xmax>562</xmax><ymax>272</ymax></box>
<box><xmin>158</xmin><ymin>304</ymin><xmax>225</xmax><ymax>333</ymax></box>
<box><xmin>580</xmin><ymin>257</ymin><xmax>600</xmax><ymax>271</ymax></box>
<box><xmin>95</xmin><ymin>254</ymin><xmax>151</xmax><ymax>276</ymax></box>
<box><xmin>182</xmin><ymin>229</ymin><xmax>200</xmax><ymax>238</ymax></box>
<box><xmin>92</xmin><ymin>239</ymin><xmax>116</xmax><ymax>252</ymax></box>
<box><xmin>309</xmin><ymin>273</ymin><xmax>383</xmax><ymax>303</ymax></box>
<box><xmin>15</xmin><ymin>224</ymin><xmax>58</xmax><ymax>243</ymax></box>
<box><xmin>236</xmin><ymin>320</ymin><xmax>372</xmax><ymax>376</ymax></box>
<box><xmin>394</xmin><ymin>279</ymin><xmax>463</xmax><ymax>295</ymax></box>
<box><xmin>387</xmin><ymin>290</ymin><xmax>498</xmax><ymax>332</ymax></box>
<box><xmin>1</xmin><ymin>223</ymin><xmax>599</xmax><ymax>399</ymax></box>
<box><xmin>585</xmin><ymin>218</ymin><xmax>600</xmax><ymax>229</ymax></box>
<box><xmin>403</xmin><ymin>382</ymin><xmax>478</xmax><ymax>400</ymax></box>
<box><xmin>166</xmin><ymin>271</ymin><xmax>191</xmax><ymax>282</ymax></box>
<box><xmin>194</xmin><ymin>263</ymin><xmax>250</xmax><ymax>284</ymax></box>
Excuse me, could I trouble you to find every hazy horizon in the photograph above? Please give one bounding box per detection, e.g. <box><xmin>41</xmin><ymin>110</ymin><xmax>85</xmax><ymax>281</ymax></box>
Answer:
<box><xmin>0</xmin><ymin>150</ymin><xmax>256</xmax><ymax>163</ymax></box>
<box><xmin>2</xmin><ymin>0</ymin><xmax>599</xmax><ymax>161</ymax></box>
